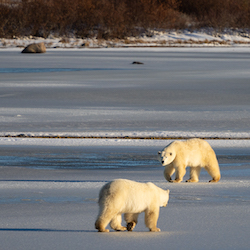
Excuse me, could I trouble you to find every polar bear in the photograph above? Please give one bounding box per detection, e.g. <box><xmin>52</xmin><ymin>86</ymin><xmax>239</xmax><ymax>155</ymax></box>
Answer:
<box><xmin>158</xmin><ymin>138</ymin><xmax>221</xmax><ymax>183</ymax></box>
<box><xmin>95</xmin><ymin>179</ymin><xmax>170</xmax><ymax>232</ymax></box>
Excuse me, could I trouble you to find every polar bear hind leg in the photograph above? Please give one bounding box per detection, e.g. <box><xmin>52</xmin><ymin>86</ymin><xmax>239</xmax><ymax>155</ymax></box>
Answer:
<box><xmin>205</xmin><ymin>164</ymin><xmax>221</xmax><ymax>182</ymax></box>
<box><xmin>145</xmin><ymin>207</ymin><xmax>160</xmax><ymax>232</ymax></box>
<box><xmin>124</xmin><ymin>213</ymin><xmax>139</xmax><ymax>231</ymax></box>
<box><xmin>95</xmin><ymin>217</ymin><xmax>110</xmax><ymax>232</ymax></box>
<box><xmin>186</xmin><ymin>166</ymin><xmax>201</xmax><ymax>182</ymax></box>
<box><xmin>110</xmin><ymin>214</ymin><xmax>127</xmax><ymax>231</ymax></box>
<box><xmin>95</xmin><ymin>206</ymin><xmax>119</xmax><ymax>232</ymax></box>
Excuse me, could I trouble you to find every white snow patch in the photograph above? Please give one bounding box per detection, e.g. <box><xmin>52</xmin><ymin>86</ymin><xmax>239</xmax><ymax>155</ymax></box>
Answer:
<box><xmin>1</xmin><ymin>29</ymin><xmax>250</xmax><ymax>49</ymax></box>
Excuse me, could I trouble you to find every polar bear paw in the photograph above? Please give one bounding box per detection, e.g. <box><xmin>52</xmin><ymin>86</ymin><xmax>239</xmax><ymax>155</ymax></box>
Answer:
<box><xmin>127</xmin><ymin>222</ymin><xmax>136</xmax><ymax>231</ymax></box>
<box><xmin>150</xmin><ymin>227</ymin><xmax>161</xmax><ymax>232</ymax></box>
<box><xmin>186</xmin><ymin>178</ymin><xmax>199</xmax><ymax>183</ymax></box>
<box><xmin>209</xmin><ymin>179</ymin><xmax>219</xmax><ymax>183</ymax></box>
<box><xmin>98</xmin><ymin>228</ymin><xmax>110</xmax><ymax>232</ymax></box>
<box><xmin>170</xmin><ymin>179</ymin><xmax>182</xmax><ymax>183</ymax></box>
<box><xmin>115</xmin><ymin>226</ymin><xmax>127</xmax><ymax>231</ymax></box>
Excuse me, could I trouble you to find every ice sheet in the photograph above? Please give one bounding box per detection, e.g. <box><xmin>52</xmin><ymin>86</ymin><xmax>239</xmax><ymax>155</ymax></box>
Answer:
<box><xmin>0</xmin><ymin>48</ymin><xmax>250</xmax><ymax>249</ymax></box>
<box><xmin>1</xmin><ymin>48</ymin><xmax>250</xmax><ymax>137</ymax></box>
<box><xmin>0</xmin><ymin>157</ymin><xmax>249</xmax><ymax>250</ymax></box>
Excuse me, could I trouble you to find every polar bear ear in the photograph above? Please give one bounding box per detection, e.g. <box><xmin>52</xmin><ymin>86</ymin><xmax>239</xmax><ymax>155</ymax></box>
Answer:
<box><xmin>158</xmin><ymin>151</ymin><xmax>161</xmax><ymax>155</ymax></box>
<box><xmin>166</xmin><ymin>189</ymin><xmax>170</xmax><ymax>194</ymax></box>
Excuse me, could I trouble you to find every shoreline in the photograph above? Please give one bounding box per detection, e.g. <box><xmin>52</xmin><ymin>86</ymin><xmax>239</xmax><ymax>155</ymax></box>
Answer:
<box><xmin>1</xmin><ymin>29</ymin><xmax>250</xmax><ymax>49</ymax></box>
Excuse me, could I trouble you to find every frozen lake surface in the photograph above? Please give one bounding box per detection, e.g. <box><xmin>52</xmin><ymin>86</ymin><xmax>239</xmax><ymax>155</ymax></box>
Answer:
<box><xmin>0</xmin><ymin>48</ymin><xmax>250</xmax><ymax>249</ymax></box>
<box><xmin>0</xmin><ymin>142</ymin><xmax>249</xmax><ymax>250</ymax></box>
<box><xmin>1</xmin><ymin>48</ymin><xmax>250</xmax><ymax>137</ymax></box>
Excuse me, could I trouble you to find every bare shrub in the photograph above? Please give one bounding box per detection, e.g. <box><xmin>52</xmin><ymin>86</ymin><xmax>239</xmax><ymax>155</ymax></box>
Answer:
<box><xmin>0</xmin><ymin>0</ymin><xmax>250</xmax><ymax>39</ymax></box>
<box><xmin>0</xmin><ymin>2</ymin><xmax>25</xmax><ymax>37</ymax></box>
<box><xmin>180</xmin><ymin>0</ymin><xmax>250</xmax><ymax>28</ymax></box>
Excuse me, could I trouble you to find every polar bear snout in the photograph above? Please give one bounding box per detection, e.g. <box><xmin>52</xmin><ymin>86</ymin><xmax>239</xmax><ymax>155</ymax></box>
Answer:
<box><xmin>159</xmin><ymin>156</ymin><xmax>167</xmax><ymax>166</ymax></box>
<box><xmin>158</xmin><ymin>151</ymin><xmax>165</xmax><ymax>164</ymax></box>
<box><xmin>161</xmin><ymin>157</ymin><xmax>170</xmax><ymax>166</ymax></box>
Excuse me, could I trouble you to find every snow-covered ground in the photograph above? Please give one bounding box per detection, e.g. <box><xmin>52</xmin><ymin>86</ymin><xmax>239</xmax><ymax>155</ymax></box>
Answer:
<box><xmin>1</xmin><ymin>29</ymin><xmax>250</xmax><ymax>48</ymax></box>
<box><xmin>0</xmin><ymin>142</ymin><xmax>249</xmax><ymax>250</ymax></box>
<box><xmin>0</xmin><ymin>47</ymin><xmax>250</xmax><ymax>249</ymax></box>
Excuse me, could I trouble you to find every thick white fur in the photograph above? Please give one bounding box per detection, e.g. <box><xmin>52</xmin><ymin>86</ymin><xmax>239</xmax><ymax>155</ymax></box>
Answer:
<box><xmin>95</xmin><ymin>179</ymin><xmax>169</xmax><ymax>232</ymax></box>
<box><xmin>158</xmin><ymin>138</ymin><xmax>221</xmax><ymax>183</ymax></box>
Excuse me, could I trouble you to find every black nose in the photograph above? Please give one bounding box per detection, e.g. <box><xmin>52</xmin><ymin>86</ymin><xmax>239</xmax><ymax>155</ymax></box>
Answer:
<box><xmin>162</xmin><ymin>161</ymin><xmax>164</xmax><ymax>164</ymax></box>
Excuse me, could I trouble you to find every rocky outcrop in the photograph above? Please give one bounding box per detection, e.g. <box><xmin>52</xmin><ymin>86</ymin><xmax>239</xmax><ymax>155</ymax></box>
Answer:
<box><xmin>22</xmin><ymin>42</ymin><xmax>46</xmax><ymax>53</ymax></box>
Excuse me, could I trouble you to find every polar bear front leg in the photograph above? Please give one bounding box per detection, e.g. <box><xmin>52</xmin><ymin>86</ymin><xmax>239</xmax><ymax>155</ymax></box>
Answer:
<box><xmin>164</xmin><ymin>164</ymin><xmax>175</xmax><ymax>182</ymax></box>
<box><xmin>110</xmin><ymin>214</ymin><xmax>127</xmax><ymax>231</ymax></box>
<box><xmin>145</xmin><ymin>208</ymin><xmax>161</xmax><ymax>232</ymax></box>
<box><xmin>124</xmin><ymin>213</ymin><xmax>139</xmax><ymax>231</ymax></box>
<box><xmin>170</xmin><ymin>165</ymin><xmax>186</xmax><ymax>183</ymax></box>
<box><xmin>186</xmin><ymin>166</ymin><xmax>201</xmax><ymax>182</ymax></box>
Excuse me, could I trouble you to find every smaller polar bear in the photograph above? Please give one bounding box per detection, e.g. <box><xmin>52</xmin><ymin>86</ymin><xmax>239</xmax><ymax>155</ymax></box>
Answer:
<box><xmin>158</xmin><ymin>138</ymin><xmax>221</xmax><ymax>183</ymax></box>
<box><xmin>95</xmin><ymin>179</ymin><xmax>169</xmax><ymax>232</ymax></box>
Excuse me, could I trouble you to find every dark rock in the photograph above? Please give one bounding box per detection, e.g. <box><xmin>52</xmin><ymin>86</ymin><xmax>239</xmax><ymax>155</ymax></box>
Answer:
<box><xmin>132</xmin><ymin>61</ymin><xmax>144</xmax><ymax>64</ymax></box>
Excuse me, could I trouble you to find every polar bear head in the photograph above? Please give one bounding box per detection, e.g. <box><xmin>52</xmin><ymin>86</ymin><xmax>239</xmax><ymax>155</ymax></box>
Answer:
<box><xmin>158</xmin><ymin>143</ymin><xmax>176</xmax><ymax>166</ymax></box>
<box><xmin>160</xmin><ymin>189</ymin><xmax>170</xmax><ymax>207</ymax></box>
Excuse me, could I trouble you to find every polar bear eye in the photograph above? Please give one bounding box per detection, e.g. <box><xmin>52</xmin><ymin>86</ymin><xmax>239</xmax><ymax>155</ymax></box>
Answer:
<box><xmin>170</xmin><ymin>153</ymin><xmax>172</xmax><ymax>156</ymax></box>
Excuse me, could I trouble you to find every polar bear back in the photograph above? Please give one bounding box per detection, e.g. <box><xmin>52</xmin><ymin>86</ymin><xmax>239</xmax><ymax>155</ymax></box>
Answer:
<box><xmin>98</xmin><ymin>179</ymin><xmax>168</xmax><ymax>213</ymax></box>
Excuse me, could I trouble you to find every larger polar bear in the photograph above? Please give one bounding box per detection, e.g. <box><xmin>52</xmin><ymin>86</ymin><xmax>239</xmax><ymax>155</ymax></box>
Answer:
<box><xmin>95</xmin><ymin>179</ymin><xmax>170</xmax><ymax>232</ymax></box>
<box><xmin>158</xmin><ymin>138</ymin><xmax>221</xmax><ymax>183</ymax></box>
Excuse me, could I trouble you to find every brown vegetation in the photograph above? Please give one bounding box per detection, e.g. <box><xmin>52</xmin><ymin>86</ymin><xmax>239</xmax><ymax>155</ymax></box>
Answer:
<box><xmin>0</xmin><ymin>0</ymin><xmax>250</xmax><ymax>38</ymax></box>
<box><xmin>180</xmin><ymin>0</ymin><xmax>250</xmax><ymax>28</ymax></box>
